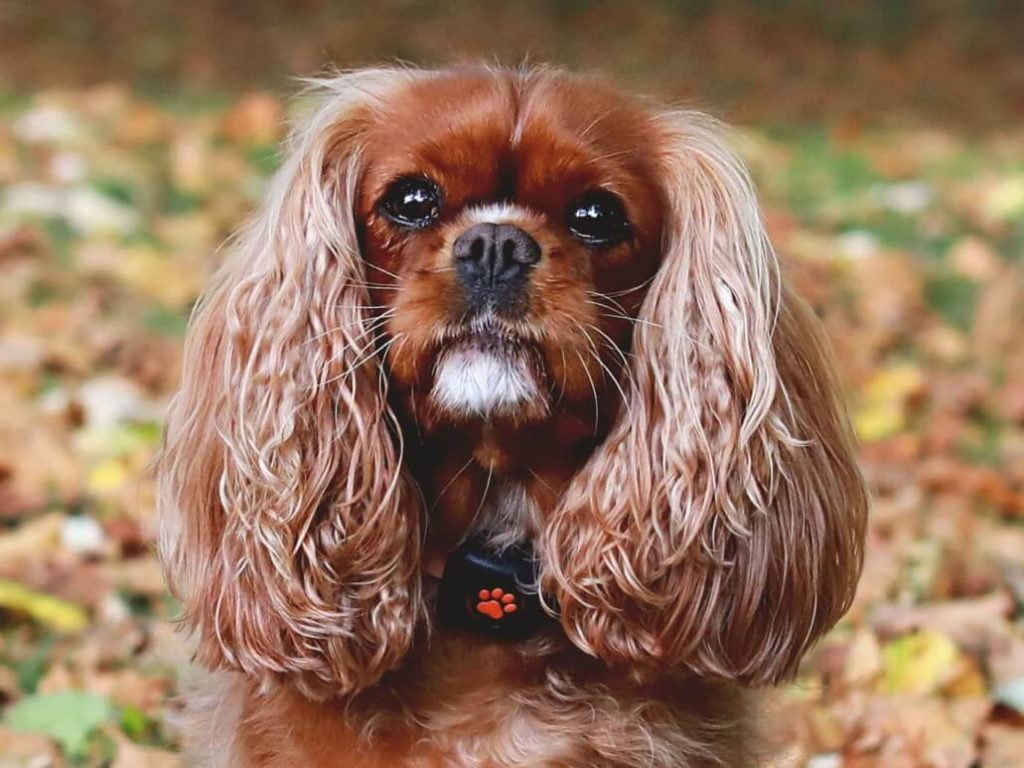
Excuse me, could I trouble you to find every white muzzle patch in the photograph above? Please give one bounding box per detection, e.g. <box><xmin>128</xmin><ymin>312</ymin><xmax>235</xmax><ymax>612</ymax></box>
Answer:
<box><xmin>432</xmin><ymin>348</ymin><xmax>538</xmax><ymax>417</ymax></box>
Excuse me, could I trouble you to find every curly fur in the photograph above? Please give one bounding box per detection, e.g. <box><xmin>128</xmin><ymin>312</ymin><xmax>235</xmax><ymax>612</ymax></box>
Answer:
<box><xmin>540</xmin><ymin>113</ymin><xmax>868</xmax><ymax>684</ymax></box>
<box><xmin>159</xmin><ymin>69</ymin><xmax>425</xmax><ymax>699</ymax></box>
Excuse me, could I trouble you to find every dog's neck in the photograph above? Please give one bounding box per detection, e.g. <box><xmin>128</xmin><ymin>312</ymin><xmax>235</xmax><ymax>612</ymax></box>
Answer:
<box><xmin>409</xmin><ymin>415</ymin><xmax>595</xmax><ymax>577</ymax></box>
<box><xmin>422</xmin><ymin>474</ymin><xmax>538</xmax><ymax>578</ymax></box>
<box><xmin>464</xmin><ymin>478</ymin><xmax>538</xmax><ymax>552</ymax></box>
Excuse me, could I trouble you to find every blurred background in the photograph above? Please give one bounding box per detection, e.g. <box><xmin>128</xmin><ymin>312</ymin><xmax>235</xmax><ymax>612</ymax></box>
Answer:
<box><xmin>1</xmin><ymin>1</ymin><xmax>1023</xmax><ymax>766</ymax></box>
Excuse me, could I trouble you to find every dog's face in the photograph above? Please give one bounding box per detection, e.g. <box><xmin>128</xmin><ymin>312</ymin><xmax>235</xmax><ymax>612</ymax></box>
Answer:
<box><xmin>357</xmin><ymin>71</ymin><xmax>663</xmax><ymax>431</ymax></box>
<box><xmin>158</xmin><ymin>67</ymin><xmax>868</xmax><ymax>700</ymax></box>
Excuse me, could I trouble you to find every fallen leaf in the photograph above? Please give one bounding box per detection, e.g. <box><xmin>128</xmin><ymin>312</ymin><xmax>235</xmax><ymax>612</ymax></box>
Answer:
<box><xmin>843</xmin><ymin>630</ymin><xmax>884</xmax><ymax>688</ymax></box>
<box><xmin>981</xmin><ymin>722</ymin><xmax>1024</xmax><ymax>768</ymax></box>
<box><xmin>112</xmin><ymin>738</ymin><xmax>181</xmax><ymax>768</ymax></box>
<box><xmin>880</xmin><ymin>631</ymin><xmax>961</xmax><ymax>695</ymax></box>
<box><xmin>4</xmin><ymin>691</ymin><xmax>113</xmax><ymax>758</ymax></box>
<box><xmin>0</xmin><ymin>514</ymin><xmax>63</xmax><ymax>565</ymax></box>
<box><xmin>220</xmin><ymin>93</ymin><xmax>283</xmax><ymax>145</ymax></box>
<box><xmin>984</xmin><ymin>175</ymin><xmax>1024</xmax><ymax>221</ymax></box>
<box><xmin>871</xmin><ymin>593</ymin><xmax>1013</xmax><ymax>651</ymax></box>
<box><xmin>0</xmin><ymin>724</ymin><xmax>61</xmax><ymax>767</ymax></box>
<box><xmin>85</xmin><ymin>459</ymin><xmax>129</xmax><ymax>496</ymax></box>
<box><xmin>0</xmin><ymin>580</ymin><xmax>88</xmax><ymax>632</ymax></box>
<box><xmin>853</xmin><ymin>364</ymin><xmax>924</xmax><ymax>441</ymax></box>
<box><xmin>948</xmin><ymin>236</ymin><xmax>1001</xmax><ymax>283</ymax></box>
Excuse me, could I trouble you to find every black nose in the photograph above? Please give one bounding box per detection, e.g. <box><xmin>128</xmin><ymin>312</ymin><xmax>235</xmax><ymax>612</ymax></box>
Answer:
<box><xmin>453</xmin><ymin>223</ymin><xmax>541</xmax><ymax>295</ymax></box>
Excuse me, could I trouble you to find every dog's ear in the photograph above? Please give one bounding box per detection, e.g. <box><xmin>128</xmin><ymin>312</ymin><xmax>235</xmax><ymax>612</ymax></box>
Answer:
<box><xmin>541</xmin><ymin>112</ymin><xmax>868</xmax><ymax>685</ymax></box>
<box><xmin>158</xmin><ymin>70</ymin><xmax>423</xmax><ymax>699</ymax></box>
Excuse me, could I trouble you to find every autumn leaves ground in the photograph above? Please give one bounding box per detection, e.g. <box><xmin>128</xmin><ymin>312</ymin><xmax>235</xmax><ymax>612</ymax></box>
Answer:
<box><xmin>0</xmin><ymin>88</ymin><xmax>1023</xmax><ymax>766</ymax></box>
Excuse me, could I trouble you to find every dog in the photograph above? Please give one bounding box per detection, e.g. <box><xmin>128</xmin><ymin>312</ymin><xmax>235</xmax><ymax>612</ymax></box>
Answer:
<box><xmin>157</xmin><ymin>65</ymin><xmax>868</xmax><ymax>767</ymax></box>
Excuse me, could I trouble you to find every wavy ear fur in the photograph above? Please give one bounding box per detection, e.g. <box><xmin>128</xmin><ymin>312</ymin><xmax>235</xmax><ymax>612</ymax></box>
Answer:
<box><xmin>541</xmin><ymin>112</ymin><xmax>868</xmax><ymax>685</ymax></box>
<box><xmin>158</xmin><ymin>69</ymin><xmax>423</xmax><ymax>699</ymax></box>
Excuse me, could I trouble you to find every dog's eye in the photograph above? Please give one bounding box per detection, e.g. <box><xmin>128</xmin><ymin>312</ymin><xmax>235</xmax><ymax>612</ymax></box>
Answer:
<box><xmin>379</xmin><ymin>176</ymin><xmax>443</xmax><ymax>229</ymax></box>
<box><xmin>567</xmin><ymin>191</ymin><xmax>631</xmax><ymax>246</ymax></box>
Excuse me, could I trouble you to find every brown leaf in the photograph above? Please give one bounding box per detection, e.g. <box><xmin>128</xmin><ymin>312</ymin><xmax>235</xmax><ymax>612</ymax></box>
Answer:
<box><xmin>980</xmin><ymin>723</ymin><xmax>1024</xmax><ymax>768</ymax></box>
<box><xmin>871</xmin><ymin>593</ymin><xmax>1014</xmax><ymax>652</ymax></box>
<box><xmin>0</xmin><ymin>724</ymin><xmax>62</xmax><ymax>767</ymax></box>
<box><xmin>220</xmin><ymin>92</ymin><xmax>283</xmax><ymax>145</ymax></box>
<box><xmin>111</xmin><ymin>735</ymin><xmax>181</xmax><ymax>768</ymax></box>
<box><xmin>949</xmin><ymin>236</ymin><xmax>1002</xmax><ymax>283</ymax></box>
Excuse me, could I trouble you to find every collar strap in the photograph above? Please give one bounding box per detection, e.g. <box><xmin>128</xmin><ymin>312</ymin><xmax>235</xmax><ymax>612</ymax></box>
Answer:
<box><xmin>436</xmin><ymin>536</ymin><xmax>553</xmax><ymax>639</ymax></box>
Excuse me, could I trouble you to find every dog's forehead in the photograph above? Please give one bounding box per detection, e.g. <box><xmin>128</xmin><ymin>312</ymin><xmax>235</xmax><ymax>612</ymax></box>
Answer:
<box><xmin>373</xmin><ymin>70</ymin><xmax>517</xmax><ymax>155</ymax></box>
<box><xmin>360</xmin><ymin>69</ymin><xmax>660</xmax><ymax>205</ymax></box>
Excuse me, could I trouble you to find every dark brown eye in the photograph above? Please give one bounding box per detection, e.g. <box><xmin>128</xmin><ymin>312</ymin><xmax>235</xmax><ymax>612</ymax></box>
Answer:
<box><xmin>567</xmin><ymin>191</ymin><xmax>631</xmax><ymax>246</ymax></box>
<box><xmin>379</xmin><ymin>176</ymin><xmax>442</xmax><ymax>229</ymax></box>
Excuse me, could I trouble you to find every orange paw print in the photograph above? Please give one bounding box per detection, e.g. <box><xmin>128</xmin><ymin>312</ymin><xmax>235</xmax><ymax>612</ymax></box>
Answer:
<box><xmin>475</xmin><ymin>588</ymin><xmax>517</xmax><ymax>620</ymax></box>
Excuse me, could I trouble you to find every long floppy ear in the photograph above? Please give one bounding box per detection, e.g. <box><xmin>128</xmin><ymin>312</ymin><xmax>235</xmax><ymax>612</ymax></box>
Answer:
<box><xmin>157</xmin><ymin>69</ymin><xmax>423</xmax><ymax>699</ymax></box>
<box><xmin>541</xmin><ymin>112</ymin><xmax>868</xmax><ymax>685</ymax></box>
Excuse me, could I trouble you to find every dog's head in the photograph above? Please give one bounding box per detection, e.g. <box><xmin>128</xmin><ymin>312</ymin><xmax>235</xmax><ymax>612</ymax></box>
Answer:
<box><xmin>356</xmin><ymin>69</ymin><xmax>663</xmax><ymax>431</ymax></box>
<box><xmin>158</xmin><ymin>66</ymin><xmax>868</xmax><ymax>699</ymax></box>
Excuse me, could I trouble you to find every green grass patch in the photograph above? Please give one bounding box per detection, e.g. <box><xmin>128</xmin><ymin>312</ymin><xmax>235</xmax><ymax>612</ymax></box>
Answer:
<box><xmin>924</xmin><ymin>272</ymin><xmax>977</xmax><ymax>331</ymax></box>
<box><xmin>141</xmin><ymin>306</ymin><xmax>189</xmax><ymax>337</ymax></box>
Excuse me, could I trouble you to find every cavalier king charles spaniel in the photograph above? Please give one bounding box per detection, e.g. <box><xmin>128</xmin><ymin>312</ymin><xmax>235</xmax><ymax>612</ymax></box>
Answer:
<box><xmin>158</xmin><ymin>65</ymin><xmax>868</xmax><ymax>767</ymax></box>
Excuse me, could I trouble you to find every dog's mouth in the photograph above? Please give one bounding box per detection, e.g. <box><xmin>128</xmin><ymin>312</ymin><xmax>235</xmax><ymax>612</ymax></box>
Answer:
<box><xmin>448</xmin><ymin>314</ymin><xmax>533</xmax><ymax>350</ymax></box>
<box><xmin>460</xmin><ymin>329</ymin><xmax>524</xmax><ymax>357</ymax></box>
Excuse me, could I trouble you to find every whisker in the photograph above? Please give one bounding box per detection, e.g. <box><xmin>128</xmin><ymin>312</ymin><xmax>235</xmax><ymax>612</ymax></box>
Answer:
<box><xmin>364</xmin><ymin>262</ymin><xmax>401</xmax><ymax>280</ymax></box>
<box><xmin>430</xmin><ymin>455</ymin><xmax>476</xmax><ymax>512</ymax></box>
<box><xmin>585</xmin><ymin>345</ymin><xmax>633</xmax><ymax>422</ymax></box>
<box><xmin>403</xmin><ymin>342</ymin><xmax>426</xmax><ymax>445</ymax></box>
<box><xmin>585</xmin><ymin>293</ymin><xmax>666</xmax><ymax>329</ymax></box>
<box><xmin>552</xmin><ymin>345</ymin><xmax>569</xmax><ymax>409</ymax></box>
<box><xmin>525</xmin><ymin>466</ymin><xmax>556</xmax><ymax>496</ymax></box>
<box><xmin>472</xmin><ymin>463</ymin><xmax>495</xmax><ymax>526</ymax></box>
<box><xmin>377</xmin><ymin>334</ymin><xmax>410</xmax><ymax>421</ymax></box>
<box><xmin>600</xmin><ymin>277</ymin><xmax>656</xmax><ymax>298</ymax></box>
<box><xmin>583</xmin><ymin>320</ymin><xmax>635</xmax><ymax>373</ymax></box>
<box><xmin>585</xmin><ymin>300</ymin><xmax>713</xmax><ymax>354</ymax></box>
<box><xmin>320</xmin><ymin>333</ymin><xmax>403</xmax><ymax>389</ymax></box>
<box><xmin>584</xmin><ymin>301</ymin><xmax>664</xmax><ymax>331</ymax></box>
<box><xmin>572</xmin><ymin>319</ymin><xmax>633</xmax><ymax>421</ymax></box>
<box><xmin>574</xmin><ymin>348</ymin><xmax>601</xmax><ymax>440</ymax></box>
<box><xmin>586</xmin><ymin>290</ymin><xmax>634</xmax><ymax>317</ymax></box>
<box><xmin>301</xmin><ymin>310</ymin><xmax>396</xmax><ymax>348</ymax></box>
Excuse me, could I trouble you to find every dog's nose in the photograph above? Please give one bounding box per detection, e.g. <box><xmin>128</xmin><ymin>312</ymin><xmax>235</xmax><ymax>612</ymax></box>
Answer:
<box><xmin>453</xmin><ymin>223</ymin><xmax>541</xmax><ymax>290</ymax></box>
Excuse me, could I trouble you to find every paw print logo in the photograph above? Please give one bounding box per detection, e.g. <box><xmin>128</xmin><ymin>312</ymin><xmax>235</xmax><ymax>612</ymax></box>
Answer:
<box><xmin>475</xmin><ymin>588</ymin><xmax>518</xmax><ymax>620</ymax></box>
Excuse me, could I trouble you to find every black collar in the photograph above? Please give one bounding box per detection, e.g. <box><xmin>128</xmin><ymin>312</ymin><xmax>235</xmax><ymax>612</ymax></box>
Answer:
<box><xmin>436</xmin><ymin>535</ymin><xmax>553</xmax><ymax>639</ymax></box>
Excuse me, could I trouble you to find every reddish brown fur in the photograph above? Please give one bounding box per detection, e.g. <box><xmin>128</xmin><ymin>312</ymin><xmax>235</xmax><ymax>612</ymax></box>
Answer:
<box><xmin>158</xmin><ymin>66</ymin><xmax>868</xmax><ymax>767</ymax></box>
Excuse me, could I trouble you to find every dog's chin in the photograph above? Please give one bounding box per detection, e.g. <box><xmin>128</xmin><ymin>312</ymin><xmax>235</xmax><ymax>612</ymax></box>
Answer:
<box><xmin>430</xmin><ymin>330</ymin><xmax>545</xmax><ymax>421</ymax></box>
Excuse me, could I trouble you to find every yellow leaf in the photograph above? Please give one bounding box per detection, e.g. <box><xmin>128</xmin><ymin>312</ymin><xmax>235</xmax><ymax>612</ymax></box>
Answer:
<box><xmin>114</xmin><ymin>246</ymin><xmax>201</xmax><ymax>307</ymax></box>
<box><xmin>87</xmin><ymin>458</ymin><xmax>128</xmax><ymax>495</ymax></box>
<box><xmin>0</xmin><ymin>580</ymin><xmax>87</xmax><ymax>632</ymax></box>
<box><xmin>986</xmin><ymin>174</ymin><xmax>1024</xmax><ymax>221</ymax></box>
<box><xmin>853</xmin><ymin>403</ymin><xmax>905</xmax><ymax>443</ymax></box>
<box><xmin>853</xmin><ymin>364</ymin><xmax>924</xmax><ymax>441</ymax></box>
<box><xmin>880</xmin><ymin>630</ymin><xmax>960</xmax><ymax>695</ymax></box>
